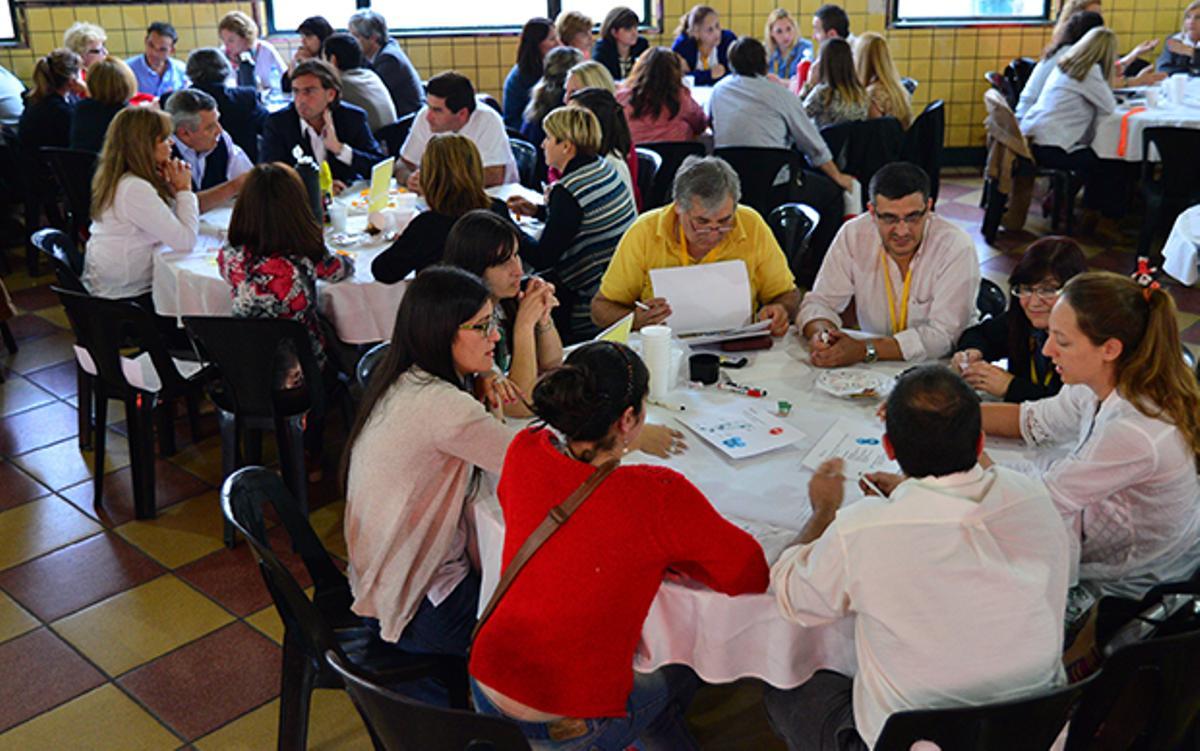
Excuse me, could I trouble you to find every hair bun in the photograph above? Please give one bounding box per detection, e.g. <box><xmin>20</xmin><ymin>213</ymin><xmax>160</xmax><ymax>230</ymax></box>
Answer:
<box><xmin>531</xmin><ymin>365</ymin><xmax>600</xmax><ymax>436</ymax></box>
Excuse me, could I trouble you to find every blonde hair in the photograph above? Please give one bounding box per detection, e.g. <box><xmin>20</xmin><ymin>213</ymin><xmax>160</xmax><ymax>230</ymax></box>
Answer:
<box><xmin>1062</xmin><ymin>272</ymin><xmax>1200</xmax><ymax>465</ymax></box>
<box><xmin>543</xmin><ymin>106</ymin><xmax>602</xmax><ymax>156</ymax></box>
<box><xmin>91</xmin><ymin>107</ymin><xmax>174</xmax><ymax>216</ymax></box>
<box><xmin>556</xmin><ymin>10</ymin><xmax>593</xmax><ymax>47</ymax></box>
<box><xmin>763</xmin><ymin>9</ymin><xmax>797</xmax><ymax>57</ymax></box>
<box><xmin>63</xmin><ymin>22</ymin><xmax>106</xmax><ymax>57</ymax></box>
<box><xmin>854</xmin><ymin>32</ymin><xmax>913</xmax><ymax>129</ymax></box>
<box><xmin>29</xmin><ymin>49</ymin><xmax>81</xmax><ymax>105</ymax></box>
<box><xmin>420</xmin><ymin>134</ymin><xmax>492</xmax><ymax>217</ymax></box>
<box><xmin>1184</xmin><ymin>0</ymin><xmax>1200</xmax><ymax>25</ymax></box>
<box><xmin>567</xmin><ymin>60</ymin><xmax>615</xmax><ymax>93</ymax></box>
<box><xmin>86</xmin><ymin>56</ymin><xmax>137</xmax><ymax>106</ymax></box>
<box><xmin>1050</xmin><ymin>0</ymin><xmax>1100</xmax><ymax>48</ymax></box>
<box><xmin>1058</xmin><ymin>26</ymin><xmax>1117</xmax><ymax>81</ymax></box>
<box><xmin>218</xmin><ymin>10</ymin><xmax>259</xmax><ymax>44</ymax></box>
<box><xmin>674</xmin><ymin>5</ymin><xmax>717</xmax><ymax>39</ymax></box>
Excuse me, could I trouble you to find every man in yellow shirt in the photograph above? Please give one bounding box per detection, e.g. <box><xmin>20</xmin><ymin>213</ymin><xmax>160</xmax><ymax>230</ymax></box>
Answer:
<box><xmin>591</xmin><ymin>156</ymin><xmax>800</xmax><ymax>336</ymax></box>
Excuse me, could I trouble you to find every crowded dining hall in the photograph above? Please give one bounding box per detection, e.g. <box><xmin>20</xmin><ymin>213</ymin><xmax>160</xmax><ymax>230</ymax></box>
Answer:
<box><xmin>2</xmin><ymin>0</ymin><xmax>1200</xmax><ymax>746</ymax></box>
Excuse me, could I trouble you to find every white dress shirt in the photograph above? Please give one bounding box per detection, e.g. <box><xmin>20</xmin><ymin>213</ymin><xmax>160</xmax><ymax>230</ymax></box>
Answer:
<box><xmin>772</xmin><ymin>465</ymin><xmax>1071</xmax><ymax>748</ymax></box>
<box><xmin>798</xmin><ymin>213</ymin><xmax>980</xmax><ymax>361</ymax></box>
<box><xmin>299</xmin><ymin>116</ymin><xmax>353</xmax><ymax>167</ymax></box>
<box><xmin>1020</xmin><ymin>64</ymin><xmax>1116</xmax><ymax>152</ymax></box>
<box><xmin>1015</xmin><ymin>48</ymin><xmax>1066</xmax><ymax>121</ymax></box>
<box><xmin>401</xmin><ymin>105</ymin><xmax>519</xmax><ymax>184</ymax></box>
<box><xmin>1020</xmin><ymin>385</ymin><xmax>1200</xmax><ymax>598</ymax></box>
<box><xmin>83</xmin><ymin>175</ymin><xmax>198</xmax><ymax>299</ymax></box>
<box><xmin>173</xmin><ymin>131</ymin><xmax>253</xmax><ymax>189</ymax></box>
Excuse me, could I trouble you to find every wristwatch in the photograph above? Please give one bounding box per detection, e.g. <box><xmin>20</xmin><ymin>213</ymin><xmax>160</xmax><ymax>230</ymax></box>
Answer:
<box><xmin>863</xmin><ymin>341</ymin><xmax>878</xmax><ymax>364</ymax></box>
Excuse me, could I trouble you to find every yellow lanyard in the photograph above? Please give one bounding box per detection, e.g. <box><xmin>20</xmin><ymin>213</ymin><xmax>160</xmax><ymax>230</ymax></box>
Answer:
<box><xmin>880</xmin><ymin>250</ymin><xmax>913</xmax><ymax>334</ymax></box>
<box><xmin>1030</xmin><ymin>339</ymin><xmax>1053</xmax><ymax>387</ymax></box>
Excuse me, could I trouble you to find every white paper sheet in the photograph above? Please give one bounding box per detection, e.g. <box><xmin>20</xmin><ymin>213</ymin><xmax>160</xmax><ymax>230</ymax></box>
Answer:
<box><xmin>678</xmin><ymin>401</ymin><xmax>805</xmax><ymax>459</ymax></box>
<box><xmin>649</xmin><ymin>260</ymin><xmax>752</xmax><ymax>335</ymax></box>
<box><xmin>486</xmin><ymin>183</ymin><xmax>545</xmax><ymax>206</ymax></box>
<box><xmin>801</xmin><ymin>416</ymin><xmax>900</xmax><ymax>476</ymax></box>
<box><xmin>677</xmin><ymin>320</ymin><xmax>772</xmax><ymax>346</ymax></box>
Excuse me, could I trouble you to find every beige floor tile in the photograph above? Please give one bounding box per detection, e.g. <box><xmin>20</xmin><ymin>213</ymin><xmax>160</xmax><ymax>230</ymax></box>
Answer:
<box><xmin>244</xmin><ymin>605</ymin><xmax>284</xmax><ymax>646</ymax></box>
<box><xmin>193</xmin><ymin>691</ymin><xmax>371</xmax><ymax>751</ymax></box>
<box><xmin>167</xmin><ymin>434</ymin><xmax>226</xmax><ymax>486</ymax></box>
<box><xmin>51</xmin><ymin>574</ymin><xmax>233</xmax><ymax>676</ymax></box>
<box><xmin>0</xmin><ymin>684</ymin><xmax>179</xmax><ymax>751</ymax></box>
<box><xmin>0</xmin><ymin>376</ymin><xmax>57</xmax><ymax>417</ymax></box>
<box><xmin>309</xmin><ymin>502</ymin><xmax>347</xmax><ymax>561</ymax></box>
<box><xmin>1176</xmin><ymin>311</ymin><xmax>1200</xmax><ymax>332</ymax></box>
<box><xmin>114</xmin><ymin>491</ymin><xmax>226</xmax><ymax>569</ymax></box>
<box><xmin>0</xmin><ymin>590</ymin><xmax>39</xmax><ymax>644</ymax></box>
<box><xmin>0</xmin><ymin>270</ymin><xmax>54</xmax><ymax>293</ymax></box>
<box><xmin>11</xmin><ymin>432</ymin><xmax>130</xmax><ymax>491</ymax></box>
<box><xmin>3</xmin><ymin>331</ymin><xmax>75</xmax><ymax>375</ymax></box>
<box><xmin>0</xmin><ymin>496</ymin><xmax>102</xmax><ymax>570</ymax></box>
<box><xmin>32</xmin><ymin>307</ymin><xmax>70</xmax><ymax>331</ymax></box>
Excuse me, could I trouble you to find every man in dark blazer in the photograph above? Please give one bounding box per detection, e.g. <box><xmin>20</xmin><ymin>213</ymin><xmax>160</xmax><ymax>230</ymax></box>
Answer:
<box><xmin>260</xmin><ymin>59</ymin><xmax>384</xmax><ymax>183</ymax></box>
<box><xmin>178</xmin><ymin>48</ymin><xmax>267</xmax><ymax>162</ymax></box>
<box><xmin>347</xmin><ymin>10</ymin><xmax>423</xmax><ymax>118</ymax></box>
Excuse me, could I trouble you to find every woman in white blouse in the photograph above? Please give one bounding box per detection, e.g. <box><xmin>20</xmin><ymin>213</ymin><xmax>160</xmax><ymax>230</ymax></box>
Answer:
<box><xmin>82</xmin><ymin>106</ymin><xmax>197</xmax><ymax>302</ymax></box>
<box><xmin>218</xmin><ymin>10</ymin><xmax>286</xmax><ymax>92</ymax></box>
<box><xmin>982</xmin><ymin>271</ymin><xmax>1200</xmax><ymax>600</ymax></box>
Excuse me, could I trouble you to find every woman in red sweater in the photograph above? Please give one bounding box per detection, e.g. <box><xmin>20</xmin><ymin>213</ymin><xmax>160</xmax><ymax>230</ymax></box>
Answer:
<box><xmin>469</xmin><ymin>341</ymin><xmax>769</xmax><ymax>749</ymax></box>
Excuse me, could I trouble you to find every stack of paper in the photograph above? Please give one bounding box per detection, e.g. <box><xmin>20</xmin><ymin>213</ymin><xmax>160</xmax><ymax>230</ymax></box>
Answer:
<box><xmin>649</xmin><ymin>260</ymin><xmax>755</xmax><ymax>340</ymax></box>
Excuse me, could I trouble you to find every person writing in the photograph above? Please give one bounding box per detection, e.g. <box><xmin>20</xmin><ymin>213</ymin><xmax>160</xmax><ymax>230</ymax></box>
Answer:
<box><xmin>469</xmin><ymin>341</ymin><xmax>768</xmax><ymax>749</ymax></box>
<box><xmin>800</xmin><ymin>162</ymin><xmax>979</xmax><ymax>366</ymax></box>
<box><xmin>954</xmin><ymin>236</ymin><xmax>1086</xmax><ymax>402</ymax></box>
<box><xmin>981</xmin><ymin>271</ymin><xmax>1200</xmax><ymax>601</ymax></box>
<box><xmin>591</xmin><ymin>155</ymin><xmax>799</xmax><ymax>336</ymax></box>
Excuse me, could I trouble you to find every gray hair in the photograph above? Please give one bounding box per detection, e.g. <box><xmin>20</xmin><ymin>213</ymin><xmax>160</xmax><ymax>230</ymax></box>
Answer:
<box><xmin>186</xmin><ymin>47</ymin><xmax>231</xmax><ymax>85</ymax></box>
<box><xmin>672</xmin><ymin>156</ymin><xmax>741</xmax><ymax>211</ymax></box>
<box><xmin>348</xmin><ymin>10</ymin><xmax>389</xmax><ymax>46</ymax></box>
<box><xmin>166</xmin><ymin>88</ymin><xmax>217</xmax><ymax>132</ymax></box>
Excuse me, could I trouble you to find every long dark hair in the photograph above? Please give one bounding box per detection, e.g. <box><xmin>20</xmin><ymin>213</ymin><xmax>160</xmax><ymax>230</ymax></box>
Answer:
<box><xmin>568</xmin><ymin>86</ymin><xmax>633</xmax><ymax>160</ymax></box>
<box><xmin>532</xmin><ymin>342</ymin><xmax>648</xmax><ymax>460</ymax></box>
<box><xmin>1046</xmin><ymin>10</ymin><xmax>1104</xmax><ymax>58</ymax></box>
<box><xmin>1006</xmin><ymin>236</ymin><xmax>1087</xmax><ymax>371</ymax></box>
<box><xmin>516</xmin><ymin>17</ymin><xmax>555</xmax><ymax>80</ymax></box>
<box><xmin>340</xmin><ymin>266</ymin><xmax>491</xmax><ymax>489</ymax></box>
<box><xmin>228</xmin><ymin>163</ymin><xmax>327</xmax><ymax>262</ymax></box>
<box><xmin>443</xmin><ymin>209</ymin><xmax>522</xmax><ymax>324</ymax></box>
<box><xmin>627</xmin><ymin>46</ymin><xmax>684</xmax><ymax>120</ymax></box>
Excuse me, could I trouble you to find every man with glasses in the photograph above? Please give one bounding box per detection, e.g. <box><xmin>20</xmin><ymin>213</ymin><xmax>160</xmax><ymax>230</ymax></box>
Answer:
<box><xmin>591</xmin><ymin>155</ymin><xmax>800</xmax><ymax>336</ymax></box>
<box><xmin>800</xmin><ymin>162</ymin><xmax>979</xmax><ymax>365</ymax></box>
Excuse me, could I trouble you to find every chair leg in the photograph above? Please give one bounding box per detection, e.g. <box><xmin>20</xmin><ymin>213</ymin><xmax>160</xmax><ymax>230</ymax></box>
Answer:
<box><xmin>127</xmin><ymin>393</ymin><xmax>157</xmax><ymax>520</ymax></box>
<box><xmin>244</xmin><ymin>428</ymin><xmax>263</xmax><ymax>466</ymax></box>
<box><xmin>1063</xmin><ymin>175</ymin><xmax>1075</xmax><ymax>236</ymax></box>
<box><xmin>278</xmin><ymin>416</ymin><xmax>308</xmax><ymax>517</ymax></box>
<box><xmin>278</xmin><ymin>633</ymin><xmax>318</xmax><ymax>751</ymax></box>
<box><xmin>184</xmin><ymin>391</ymin><xmax>201</xmax><ymax>443</ymax></box>
<box><xmin>0</xmin><ymin>321</ymin><xmax>16</xmax><ymax>355</ymax></box>
<box><xmin>218</xmin><ymin>411</ymin><xmax>239</xmax><ymax>548</ymax></box>
<box><xmin>77</xmin><ymin>368</ymin><xmax>93</xmax><ymax>450</ymax></box>
<box><xmin>154</xmin><ymin>400</ymin><xmax>176</xmax><ymax>458</ymax></box>
<box><xmin>92</xmin><ymin>388</ymin><xmax>107</xmax><ymax>509</ymax></box>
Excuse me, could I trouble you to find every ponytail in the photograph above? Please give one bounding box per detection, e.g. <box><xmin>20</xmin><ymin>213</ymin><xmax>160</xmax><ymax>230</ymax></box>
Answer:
<box><xmin>674</xmin><ymin>5</ymin><xmax>715</xmax><ymax>39</ymax></box>
<box><xmin>29</xmin><ymin>49</ymin><xmax>82</xmax><ymax>105</ymax></box>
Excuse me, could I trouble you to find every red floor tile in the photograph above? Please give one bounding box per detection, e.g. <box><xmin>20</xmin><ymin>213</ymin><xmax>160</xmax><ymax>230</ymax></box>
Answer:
<box><xmin>0</xmin><ymin>459</ymin><xmax>51</xmax><ymax>511</ymax></box>
<box><xmin>9</xmin><ymin>284</ymin><xmax>59</xmax><ymax>313</ymax></box>
<box><xmin>59</xmin><ymin>459</ymin><xmax>214</xmax><ymax>527</ymax></box>
<box><xmin>175</xmin><ymin>525</ymin><xmax>313</xmax><ymax>617</ymax></box>
<box><xmin>0</xmin><ymin>532</ymin><xmax>166</xmax><ymax>622</ymax></box>
<box><xmin>23</xmin><ymin>360</ymin><xmax>81</xmax><ymax>399</ymax></box>
<box><xmin>0</xmin><ymin>401</ymin><xmax>80</xmax><ymax>455</ymax></box>
<box><xmin>117</xmin><ymin>622</ymin><xmax>282</xmax><ymax>740</ymax></box>
<box><xmin>982</xmin><ymin>253</ymin><xmax>1020</xmax><ymax>276</ymax></box>
<box><xmin>4</xmin><ymin>313</ymin><xmax>61</xmax><ymax>342</ymax></box>
<box><xmin>0</xmin><ymin>627</ymin><xmax>107</xmax><ymax>732</ymax></box>
<box><xmin>935</xmin><ymin>201</ymin><xmax>985</xmax><ymax>224</ymax></box>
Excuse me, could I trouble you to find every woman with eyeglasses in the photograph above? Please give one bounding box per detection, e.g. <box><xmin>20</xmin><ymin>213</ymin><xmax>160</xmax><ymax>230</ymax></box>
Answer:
<box><xmin>953</xmin><ymin>237</ymin><xmax>1087</xmax><ymax>402</ymax></box>
<box><xmin>342</xmin><ymin>266</ymin><xmax>517</xmax><ymax>701</ymax></box>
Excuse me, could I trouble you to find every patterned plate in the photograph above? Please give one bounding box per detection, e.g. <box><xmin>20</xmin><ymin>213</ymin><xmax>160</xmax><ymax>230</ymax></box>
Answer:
<box><xmin>815</xmin><ymin>369</ymin><xmax>893</xmax><ymax>399</ymax></box>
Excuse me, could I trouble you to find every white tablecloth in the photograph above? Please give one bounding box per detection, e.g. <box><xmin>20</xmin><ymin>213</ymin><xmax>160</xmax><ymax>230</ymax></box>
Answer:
<box><xmin>1093</xmin><ymin>79</ymin><xmax>1200</xmax><ymax>162</ymax></box>
<box><xmin>1163</xmin><ymin>204</ymin><xmax>1200</xmax><ymax>285</ymax></box>
<box><xmin>474</xmin><ymin>334</ymin><xmax>1040</xmax><ymax>689</ymax></box>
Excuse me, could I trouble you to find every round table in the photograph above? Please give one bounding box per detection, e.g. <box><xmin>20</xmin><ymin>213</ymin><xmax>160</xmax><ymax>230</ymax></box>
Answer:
<box><xmin>1093</xmin><ymin>78</ymin><xmax>1200</xmax><ymax>162</ymax></box>
<box><xmin>473</xmin><ymin>334</ymin><xmax>1040</xmax><ymax>689</ymax></box>
<box><xmin>1163</xmin><ymin>204</ymin><xmax>1200</xmax><ymax>286</ymax></box>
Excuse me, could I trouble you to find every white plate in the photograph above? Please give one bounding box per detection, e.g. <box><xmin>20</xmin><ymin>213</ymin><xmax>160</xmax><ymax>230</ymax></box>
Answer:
<box><xmin>815</xmin><ymin>369</ymin><xmax>893</xmax><ymax>399</ymax></box>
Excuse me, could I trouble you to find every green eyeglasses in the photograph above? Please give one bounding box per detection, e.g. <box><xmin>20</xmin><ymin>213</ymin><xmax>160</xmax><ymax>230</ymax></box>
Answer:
<box><xmin>459</xmin><ymin>314</ymin><xmax>500</xmax><ymax>337</ymax></box>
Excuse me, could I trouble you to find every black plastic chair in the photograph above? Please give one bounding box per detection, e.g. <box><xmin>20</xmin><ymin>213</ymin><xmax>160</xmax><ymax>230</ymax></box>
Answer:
<box><xmin>1003</xmin><ymin>57</ymin><xmax>1037</xmax><ymax>110</ymax></box>
<box><xmin>713</xmin><ymin>146</ymin><xmax>803</xmax><ymax>219</ymax></box>
<box><xmin>510</xmin><ymin>137</ymin><xmax>539</xmax><ymax>190</ymax></box>
<box><xmin>356</xmin><ymin>341</ymin><xmax>390</xmax><ymax>390</ymax></box>
<box><xmin>984</xmin><ymin>70</ymin><xmax>1015</xmax><ymax>106</ymax></box>
<box><xmin>977</xmin><ymin>279</ymin><xmax>1007</xmax><ymax>320</ymax></box>
<box><xmin>374</xmin><ymin>112</ymin><xmax>417</xmax><ymax>159</ymax></box>
<box><xmin>40</xmin><ymin>147</ymin><xmax>97</xmax><ymax>248</ymax></box>
<box><xmin>820</xmin><ymin>117</ymin><xmax>904</xmax><ymax>210</ymax></box>
<box><xmin>30</xmin><ymin>227</ymin><xmax>84</xmax><ymax>291</ymax></box>
<box><xmin>767</xmin><ymin>203</ymin><xmax>820</xmax><ymax>282</ymax></box>
<box><xmin>900</xmin><ymin>100</ymin><xmax>945</xmax><ymax>205</ymax></box>
<box><xmin>56</xmin><ymin>288</ymin><xmax>209</xmax><ymax>519</ymax></box>
<box><xmin>479</xmin><ymin>93</ymin><xmax>503</xmax><ymax>115</ymax></box>
<box><xmin>325</xmin><ymin>650</ymin><xmax>528</xmax><ymax>751</ymax></box>
<box><xmin>634</xmin><ymin>147</ymin><xmax>660</xmax><ymax>211</ymax></box>
<box><xmin>875</xmin><ymin>674</ymin><xmax>1097</xmax><ymax>751</ymax></box>
<box><xmin>1137</xmin><ymin>127</ymin><xmax>1200</xmax><ymax>259</ymax></box>
<box><xmin>901</xmin><ymin>77</ymin><xmax>918</xmax><ymax>95</ymax></box>
<box><xmin>182</xmin><ymin>316</ymin><xmax>326</xmax><ymax>546</ymax></box>
<box><xmin>636</xmin><ymin>140</ymin><xmax>706</xmax><ymax>209</ymax></box>
<box><xmin>221</xmin><ymin>468</ymin><xmax>469</xmax><ymax>751</ymax></box>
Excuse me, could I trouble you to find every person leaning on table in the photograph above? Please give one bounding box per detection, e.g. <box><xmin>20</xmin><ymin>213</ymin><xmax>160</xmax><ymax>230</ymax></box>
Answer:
<box><xmin>590</xmin><ymin>155</ymin><xmax>800</xmax><ymax>336</ymax></box>
<box><xmin>1158</xmin><ymin>0</ymin><xmax>1200</xmax><ymax>75</ymax></box>
<box><xmin>765</xmin><ymin>365</ymin><xmax>1070</xmax><ymax>750</ymax></box>
<box><xmin>799</xmin><ymin>162</ymin><xmax>979</xmax><ymax>367</ymax></box>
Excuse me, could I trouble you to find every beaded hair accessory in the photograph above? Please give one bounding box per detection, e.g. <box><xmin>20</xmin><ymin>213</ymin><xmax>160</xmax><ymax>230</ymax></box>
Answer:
<box><xmin>608</xmin><ymin>341</ymin><xmax>636</xmax><ymax>404</ymax></box>
<box><xmin>1133</xmin><ymin>256</ymin><xmax>1161</xmax><ymax>302</ymax></box>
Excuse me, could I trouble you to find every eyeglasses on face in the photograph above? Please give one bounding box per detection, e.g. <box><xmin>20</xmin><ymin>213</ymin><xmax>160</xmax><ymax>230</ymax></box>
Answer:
<box><xmin>459</xmin><ymin>313</ymin><xmax>500</xmax><ymax>337</ymax></box>
<box><xmin>1012</xmin><ymin>284</ymin><xmax>1062</xmax><ymax>300</ymax></box>
<box><xmin>686</xmin><ymin>212</ymin><xmax>735</xmax><ymax>234</ymax></box>
<box><xmin>874</xmin><ymin>208</ymin><xmax>928</xmax><ymax>227</ymax></box>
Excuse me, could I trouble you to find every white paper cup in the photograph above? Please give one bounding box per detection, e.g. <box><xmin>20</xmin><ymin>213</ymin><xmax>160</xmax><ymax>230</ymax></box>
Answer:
<box><xmin>329</xmin><ymin>203</ymin><xmax>348</xmax><ymax>233</ymax></box>
<box><xmin>1169</xmin><ymin>74</ymin><xmax>1188</xmax><ymax>104</ymax></box>
<box><xmin>640</xmin><ymin>325</ymin><xmax>673</xmax><ymax>399</ymax></box>
<box><xmin>1145</xmin><ymin>89</ymin><xmax>1159</xmax><ymax>109</ymax></box>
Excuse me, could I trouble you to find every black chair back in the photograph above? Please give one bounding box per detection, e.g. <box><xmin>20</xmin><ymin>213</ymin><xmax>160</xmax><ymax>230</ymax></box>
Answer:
<box><xmin>1003</xmin><ymin>57</ymin><xmax>1037</xmax><ymax>109</ymax></box>
<box><xmin>900</xmin><ymin>100</ymin><xmax>945</xmax><ymax>204</ymax></box>
<box><xmin>375</xmin><ymin>112</ymin><xmax>418</xmax><ymax>159</ymax></box>
<box><xmin>324</xmin><ymin>650</ymin><xmax>532</xmax><ymax>751</ymax></box>
<box><xmin>875</xmin><ymin>674</ymin><xmax>1096</xmax><ymax>751</ymax></box>
<box><xmin>479</xmin><ymin>94</ymin><xmax>503</xmax><ymax>115</ymax></box>
<box><xmin>509</xmin><ymin>137</ymin><xmax>538</xmax><ymax>190</ymax></box>
<box><xmin>40</xmin><ymin>147</ymin><xmax>97</xmax><ymax>246</ymax></box>
<box><xmin>713</xmin><ymin>146</ymin><xmax>802</xmax><ymax>219</ymax></box>
<box><xmin>977</xmin><ymin>278</ymin><xmax>1007</xmax><ymax>319</ymax></box>
<box><xmin>820</xmin><ymin>117</ymin><xmax>904</xmax><ymax>210</ymax></box>
<box><xmin>634</xmin><ymin>147</ymin><xmax>660</xmax><ymax>210</ymax></box>
<box><xmin>901</xmin><ymin>77</ymin><xmax>918</xmax><ymax>95</ymax></box>
<box><xmin>767</xmin><ymin>203</ymin><xmax>819</xmax><ymax>280</ymax></box>
<box><xmin>637</xmin><ymin>140</ymin><xmax>706</xmax><ymax>209</ymax></box>
<box><xmin>31</xmin><ymin>228</ymin><xmax>85</xmax><ymax>291</ymax></box>
<box><xmin>356</xmin><ymin>341</ymin><xmax>390</xmax><ymax>390</ymax></box>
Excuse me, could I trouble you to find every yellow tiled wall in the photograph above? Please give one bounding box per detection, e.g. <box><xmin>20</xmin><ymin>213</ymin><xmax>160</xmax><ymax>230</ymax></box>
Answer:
<box><xmin>0</xmin><ymin>0</ymin><xmax>1189</xmax><ymax>149</ymax></box>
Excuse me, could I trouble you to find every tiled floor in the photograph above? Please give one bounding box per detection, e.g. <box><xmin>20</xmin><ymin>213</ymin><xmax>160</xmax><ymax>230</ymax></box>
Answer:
<box><xmin>0</xmin><ymin>171</ymin><xmax>1195</xmax><ymax>749</ymax></box>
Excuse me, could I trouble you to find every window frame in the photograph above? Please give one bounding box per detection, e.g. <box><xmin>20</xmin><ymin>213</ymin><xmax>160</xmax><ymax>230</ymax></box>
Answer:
<box><xmin>890</xmin><ymin>0</ymin><xmax>1052</xmax><ymax>28</ymax></box>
